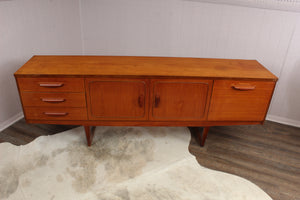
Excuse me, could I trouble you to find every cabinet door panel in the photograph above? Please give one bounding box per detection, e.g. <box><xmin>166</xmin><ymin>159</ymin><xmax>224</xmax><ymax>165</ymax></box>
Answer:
<box><xmin>208</xmin><ymin>80</ymin><xmax>275</xmax><ymax>121</ymax></box>
<box><xmin>86</xmin><ymin>78</ymin><xmax>148</xmax><ymax>120</ymax></box>
<box><xmin>151</xmin><ymin>79</ymin><xmax>212</xmax><ymax>120</ymax></box>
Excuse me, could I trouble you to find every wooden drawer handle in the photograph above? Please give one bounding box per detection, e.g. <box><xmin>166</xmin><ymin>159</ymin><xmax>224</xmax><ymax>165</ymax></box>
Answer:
<box><xmin>154</xmin><ymin>95</ymin><xmax>160</xmax><ymax>108</ymax></box>
<box><xmin>232</xmin><ymin>83</ymin><xmax>256</xmax><ymax>91</ymax></box>
<box><xmin>138</xmin><ymin>95</ymin><xmax>144</xmax><ymax>107</ymax></box>
<box><xmin>41</xmin><ymin>98</ymin><xmax>65</xmax><ymax>103</ymax></box>
<box><xmin>39</xmin><ymin>82</ymin><xmax>64</xmax><ymax>87</ymax></box>
<box><xmin>43</xmin><ymin>112</ymin><xmax>68</xmax><ymax>116</ymax></box>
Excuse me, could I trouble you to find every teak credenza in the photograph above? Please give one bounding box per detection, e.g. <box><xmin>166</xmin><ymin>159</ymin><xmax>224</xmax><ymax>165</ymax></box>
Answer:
<box><xmin>14</xmin><ymin>56</ymin><xmax>278</xmax><ymax>146</ymax></box>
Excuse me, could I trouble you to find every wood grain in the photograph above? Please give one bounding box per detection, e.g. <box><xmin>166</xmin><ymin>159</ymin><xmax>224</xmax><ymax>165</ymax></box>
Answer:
<box><xmin>208</xmin><ymin>80</ymin><xmax>276</xmax><ymax>121</ymax></box>
<box><xmin>150</xmin><ymin>79</ymin><xmax>212</xmax><ymax>120</ymax></box>
<box><xmin>86</xmin><ymin>78</ymin><xmax>149</xmax><ymax>120</ymax></box>
<box><xmin>17</xmin><ymin>77</ymin><xmax>85</xmax><ymax>92</ymax></box>
<box><xmin>15</xmin><ymin>56</ymin><xmax>277</xmax><ymax>80</ymax></box>
<box><xmin>14</xmin><ymin>56</ymin><xmax>278</xmax><ymax>147</ymax></box>
<box><xmin>24</xmin><ymin>107</ymin><xmax>87</xmax><ymax>120</ymax></box>
<box><xmin>20</xmin><ymin>92</ymin><xmax>86</xmax><ymax>107</ymax></box>
<box><xmin>188</xmin><ymin>121</ymin><xmax>300</xmax><ymax>200</ymax></box>
<box><xmin>24</xmin><ymin>119</ymin><xmax>262</xmax><ymax>127</ymax></box>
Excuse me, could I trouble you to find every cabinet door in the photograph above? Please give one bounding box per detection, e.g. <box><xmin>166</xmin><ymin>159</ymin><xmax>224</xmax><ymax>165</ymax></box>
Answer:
<box><xmin>208</xmin><ymin>80</ymin><xmax>275</xmax><ymax>121</ymax></box>
<box><xmin>150</xmin><ymin>79</ymin><xmax>212</xmax><ymax>120</ymax></box>
<box><xmin>86</xmin><ymin>78</ymin><xmax>148</xmax><ymax>120</ymax></box>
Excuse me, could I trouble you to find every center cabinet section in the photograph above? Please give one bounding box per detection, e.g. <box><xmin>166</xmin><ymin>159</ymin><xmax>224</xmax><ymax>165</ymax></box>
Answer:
<box><xmin>150</xmin><ymin>79</ymin><xmax>213</xmax><ymax>121</ymax></box>
<box><xmin>86</xmin><ymin>78</ymin><xmax>149</xmax><ymax>120</ymax></box>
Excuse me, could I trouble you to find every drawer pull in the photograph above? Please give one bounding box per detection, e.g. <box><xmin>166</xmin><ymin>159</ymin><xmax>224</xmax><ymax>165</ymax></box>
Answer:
<box><xmin>41</xmin><ymin>98</ymin><xmax>65</xmax><ymax>103</ymax></box>
<box><xmin>154</xmin><ymin>95</ymin><xmax>160</xmax><ymax>108</ymax></box>
<box><xmin>39</xmin><ymin>82</ymin><xmax>64</xmax><ymax>87</ymax></box>
<box><xmin>43</xmin><ymin>112</ymin><xmax>68</xmax><ymax>116</ymax></box>
<box><xmin>232</xmin><ymin>83</ymin><xmax>256</xmax><ymax>91</ymax></box>
<box><xmin>138</xmin><ymin>95</ymin><xmax>144</xmax><ymax>107</ymax></box>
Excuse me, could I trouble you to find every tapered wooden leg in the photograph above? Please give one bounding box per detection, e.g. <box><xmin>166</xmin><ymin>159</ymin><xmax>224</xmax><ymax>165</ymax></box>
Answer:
<box><xmin>84</xmin><ymin>126</ymin><xmax>95</xmax><ymax>146</ymax></box>
<box><xmin>199</xmin><ymin>127</ymin><xmax>210</xmax><ymax>146</ymax></box>
<box><xmin>188</xmin><ymin>126</ymin><xmax>210</xmax><ymax>147</ymax></box>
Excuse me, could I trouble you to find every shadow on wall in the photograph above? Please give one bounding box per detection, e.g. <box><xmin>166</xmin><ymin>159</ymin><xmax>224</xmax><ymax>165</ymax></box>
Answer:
<box><xmin>0</xmin><ymin>58</ymin><xmax>27</xmax><ymax>122</ymax></box>
<box><xmin>286</xmin><ymin>59</ymin><xmax>300</xmax><ymax>121</ymax></box>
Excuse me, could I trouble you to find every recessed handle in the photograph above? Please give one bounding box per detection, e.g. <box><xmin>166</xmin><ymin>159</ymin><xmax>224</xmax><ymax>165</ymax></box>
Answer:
<box><xmin>154</xmin><ymin>95</ymin><xmax>160</xmax><ymax>108</ymax></box>
<box><xmin>138</xmin><ymin>95</ymin><xmax>144</xmax><ymax>108</ymax></box>
<box><xmin>232</xmin><ymin>83</ymin><xmax>256</xmax><ymax>91</ymax></box>
<box><xmin>39</xmin><ymin>82</ymin><xmax>64</xmax><ymax>87</ymax></box>
<box><xmin>41</xmin><ymin>98</ymin><xmax>65</xmax><ymax>103</ymax></box>
<box><xmin>43</xmin><ymin>112</ymin><xmax>68</xmax><ymax>116</ymax></box>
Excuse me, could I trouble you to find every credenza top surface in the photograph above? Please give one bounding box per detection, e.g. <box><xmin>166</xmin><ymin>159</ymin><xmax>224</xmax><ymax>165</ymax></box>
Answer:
<box><xmin>15</xmin><ymin>56</ymin><xmax>277</xmax><ymax>80</ymax></box>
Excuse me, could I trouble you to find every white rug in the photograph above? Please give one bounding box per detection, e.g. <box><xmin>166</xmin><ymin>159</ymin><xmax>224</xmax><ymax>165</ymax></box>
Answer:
<box><xmin>0</xmin><ymin>126</ymin><xmax>272</xmax><ymax>200</ymax></box>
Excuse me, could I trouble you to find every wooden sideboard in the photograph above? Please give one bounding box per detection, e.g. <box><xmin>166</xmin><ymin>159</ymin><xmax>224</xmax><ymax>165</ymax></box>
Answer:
<box><xmin>14</xmin><ymin>56</ymin><xmax>278</xmax><ymax>146</ymax></box>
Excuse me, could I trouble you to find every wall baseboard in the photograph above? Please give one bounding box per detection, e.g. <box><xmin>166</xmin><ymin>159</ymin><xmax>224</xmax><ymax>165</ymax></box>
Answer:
<box><xmin>194</xmin><ymin>0</ymin><xmax>300</xmax><ymax>12</ymax></box>
<box><xmin>266</xmin><ymin>114</ymin><xmax>300</xmax><ymax>128</ymax></box>
<box><xmin>0</xmin><ymin>112</ymin><xmax>24</xmax><ymax>132</ymax></box>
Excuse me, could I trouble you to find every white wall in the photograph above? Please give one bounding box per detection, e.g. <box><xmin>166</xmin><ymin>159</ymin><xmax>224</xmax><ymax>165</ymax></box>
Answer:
<box><xmin>267</xmin><ymin>18</ymin><xmax>300</xmax><ymax>125</ymax></box>
<box><xmin>1</xmin><ymin>0</ymin><xmax>300</xmax><ymax>129</ymax></box>
<box><xmin>81</xmin><ymin>0</ymin><xmax>300</xmax><ymax>126</ymax></box>
<box><xmin>0</xmin><ymin>0</ymin><xmax>82</xmax><ymax>130</ymax></box>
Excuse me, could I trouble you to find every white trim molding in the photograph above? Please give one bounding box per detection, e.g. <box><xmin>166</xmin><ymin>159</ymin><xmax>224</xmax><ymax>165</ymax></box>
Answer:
<box><xmin>0</xmin><ymin>112</ymin><xmax>24</xmax><ymax>132</ymax></box>
<box><xmin>188</xmin><ymin>0</ymin><xmax>300</xmax><ymax>12</ymax></box>
<box><xmin>267</xmin><ymin>114</ymin><xmax>300</xmax><ymax>128</ymax></box>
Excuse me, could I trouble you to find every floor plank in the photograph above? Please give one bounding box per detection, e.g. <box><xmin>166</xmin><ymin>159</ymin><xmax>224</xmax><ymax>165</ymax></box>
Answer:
<box><xmin>189</xmin><ymin>121</ymin><xmax>300</xmax><ymax>200</ymax></box>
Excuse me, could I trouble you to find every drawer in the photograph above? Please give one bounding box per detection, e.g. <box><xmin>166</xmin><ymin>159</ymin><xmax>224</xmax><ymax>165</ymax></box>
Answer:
<box><xmin>20</xmin><ymin>92</ymin><xmax>86</xmax><ymax>107</ymax></box>
<box><xmin>208</xmin><ymin>80</ymin><xmax>275</xmax><ymax>121</ymax></box>
<box><xmin>17</xmin><ymin>77</ymin><xmax>85</xmax><ymax>92</ymax></box>
<box><xmin>24</xmin><ymin>107</ymin><xmax>87</xmax><ymax>120</ymax></box>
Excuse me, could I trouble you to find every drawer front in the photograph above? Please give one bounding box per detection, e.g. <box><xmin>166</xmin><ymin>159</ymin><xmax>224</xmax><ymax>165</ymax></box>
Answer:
<box><xmin>208</xmin><ymin>80</ymin><xmax>275</xmax><ymax>121</ymax></box>
<box><xmin>20</xmin><ymin>92</ymin><xmax>86</xmax><ymax>107</ymax></box>
<box><xmin>24</xmin><ymin>107</ymin><xmax>87</xmax><ymax>120</ymax></box>
<box><xmin>17</xmin><ymin>77</ymin><xmax>85</xmax><ymax>92</ymax></box>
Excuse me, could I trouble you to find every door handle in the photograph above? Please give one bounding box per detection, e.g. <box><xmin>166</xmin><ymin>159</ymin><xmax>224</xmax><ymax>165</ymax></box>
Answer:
<box><xmin>43</xmin><ymin>112</ymin><xmax>68</xmax><ymax>116</ymax></box>
<box><xmin>39</xmin><ymin>82</ymin><xmax>64</xmax><ymax>87</ymax></box>
<box><xmin>154</xmin><ymin>95</ymin><xmax>160</xmax><ymax>108</ymax></box>
<box><xmin>232</xmin><ymin>83</ymin><xmax>256</xmax><ymax>91</ymax></box>
<box><xmin>41</xmin><ymin>98</ymin><xmax>65</xmax><ymax>103</ymax></box>
<box><xmin>138</xmin><ymin>95</ymin><xmax>144</xmax><ymax>107</ymax></box>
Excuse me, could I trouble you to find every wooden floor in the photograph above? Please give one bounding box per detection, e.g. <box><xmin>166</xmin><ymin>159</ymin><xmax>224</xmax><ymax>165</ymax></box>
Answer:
<box><xmin>1</xmin><ymin>119</ymin><xmax>299</xmax><ymax>200</ymax></box>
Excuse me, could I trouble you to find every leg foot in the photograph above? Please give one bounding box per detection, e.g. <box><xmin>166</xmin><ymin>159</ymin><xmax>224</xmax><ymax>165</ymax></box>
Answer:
<box><xmin>84</xmin><ymin>126</ymin><xmax>95</xmax><ymax>146</ymax></box>
<box><xmin>199</xmin><ymin>127</ymin><xmax>210</xmax><ymax>146</ymax></box>
<box><xmin>188</xmin><ymin>126</ymin><xmax>210</xmax><ymax>147</ymax></box>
